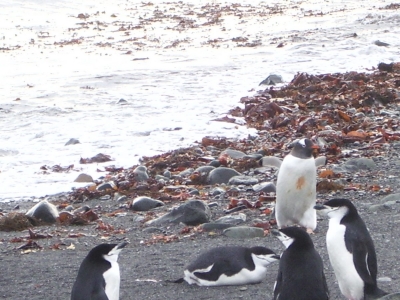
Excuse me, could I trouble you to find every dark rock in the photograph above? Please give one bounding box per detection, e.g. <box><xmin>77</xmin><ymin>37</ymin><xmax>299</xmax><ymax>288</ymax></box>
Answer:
<box><xmin>163</xmin><ymin>170</ymin><xmax>171</xmax><ymax>178</ymax></box>
<box><xmin>117</xmin><ymin>98</ymin><xmax>128</xmax><ymax>104</ymax></box>
<box><xmin>210</xmin><ymin>187</ymin><xmax>226</xmax><ymax>196</ymax></box>
<box><xmin>252</xmin><ymin>182</ymin><xmax>276</xmax><ymax>193</ymax></box>
<box><xmin>207</xmin><ymin>167</ymin><xmax>241</xmax><ymax>185</ymax></box>
<box><xmin>259</xmin><ymin>74</ymin><xmax>283</xmax><ymax>86</ymax></box>
<box><xmin>177</xmin><ymin>168</ymin><xmax>194</xmax><ymax>178</ymax></box>
<box><xmin>25</xmin><ymin>200</ymin><xmax>59</xmax><ymax>223</ymax></box>
<box><xmin>146</xmin><ymin>200</ymin><xmax>211</xmax><ymax>226</ymax></box>
<box><xmin>65</xmin><ymin>138</ymin><xmax>80</xmax><ymax>146</ymax></box>
<box><xmin>131</xmin><ymin>196</ymin><xmax>164</xmax><ymax>211</ymax></box>
<box><xmin>228</xmin><ymin>175</ymin><xmax>258</xmax><ymax>185</ymax></box>
<box><xmin>243</xmin><ymin>153</ymin><xmax>263</xmax><ymax>160</ymax></box>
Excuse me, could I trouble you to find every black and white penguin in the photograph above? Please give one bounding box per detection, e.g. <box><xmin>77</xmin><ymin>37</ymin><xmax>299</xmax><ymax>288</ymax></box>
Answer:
<box><xmin>71</xmin><ymin>241</ymin><xmax>128</xmax><ymax>300</ymax></box>
<box><xmin>272</xmin><ymin>227</ymin><xmax>329</xmax><ymax>300</ymax></box>
<box><xmin>274</xmin><ymin>138</ymin><xmax>322</xmax><ymax>232</ymax></box>
<box><xmin>314</xmin><ymin>199</ymin><xmax>387</xmax><ymax>300</ymax></box>
<box><xmin>183</xmin><ymin>246</ymin><xmax>279</xmax><ymax>286</ymax></box>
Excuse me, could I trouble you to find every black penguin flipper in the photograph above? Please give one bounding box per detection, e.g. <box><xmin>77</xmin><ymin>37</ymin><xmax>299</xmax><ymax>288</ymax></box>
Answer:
<box><xmin>193</xmin><ymin>259</ymin><xmax>238</xmax><ymax>281</ymax></box>
<box><xmin>351</xmin><ymin>236</ymin><xmax>376</xmax><ymax>285</ymax></box>
<box><xmin>91</xmin><ymin>289</ymin><xmax>109</xmax><ymax>300</ymax></box>
<box><xmin>273</xmin><ymin>271</ymin><xmax>282</xmax><ymax>300</ymax></box>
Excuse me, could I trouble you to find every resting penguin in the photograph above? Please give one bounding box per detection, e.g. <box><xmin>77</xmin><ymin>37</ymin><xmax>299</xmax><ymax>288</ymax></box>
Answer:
<box><xmin>314</xmin><ymin>199</ymin><xmax>387</xmax><ymax>300</ymax></box>
<box><xmin>71</xmin><ymin>241</ymin><xmax>128</xmax><ymax>300</ymax></box>
<box><xmin>183</xmin><ymin>246</ymin><xmax>279</xmax><ymax>286</ymax></box>
<box><xmin>272</xmin><ymin>227</ymin><xmax>329</xmax><ymax>300</ymax></box>
<box><xmin>273</xmin><ymin>138</ymin><xmax>322</xmax><ymax>231</ymax></box>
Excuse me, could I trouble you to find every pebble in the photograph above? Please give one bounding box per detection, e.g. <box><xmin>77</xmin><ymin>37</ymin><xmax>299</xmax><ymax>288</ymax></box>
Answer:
<box><xmin>131</xmin><ymin>196</ymin><xmax>164</xmax><ymax>211</ymax></box>
<box><xmin>207</xmin><ymin>167</ymin><xmax>241</xmax><ymax>185</ymax></box>
<box><xmin>228</xmin><ymin>175</ymin><xmax>258</xmax><ymax>186</ymax></box>
<box><xmin>210</xmin><ymin>187</ymin><xmax>225</xmax><ymax>196</ymax></box>
<box><xmin>146</xmin><ymin>200</ymin><xmax>211</xmax><ymax>226</ymax></box>
<box><xmin>74</xmin><ymin>173</ymin><xmax>94</xmax><ymax>183</ymax></box>
<box><xmin>25</xmin><ymin>200</ymin><xmax>59</xmax><ymax>223</ymax></box>
<box><xmin>252</xmin><ymin>182</ymin><xmax>276</xmax><ymax>193</ymax></box>
<box><xmin>178</xmin><ymin>168</ymin><xmax>194</xmax><ymax>178</ymax></box>
<box><xmin>223</xmin><ymin>226</ymin><xmax>265</xmax><ymax>238</ymax></box>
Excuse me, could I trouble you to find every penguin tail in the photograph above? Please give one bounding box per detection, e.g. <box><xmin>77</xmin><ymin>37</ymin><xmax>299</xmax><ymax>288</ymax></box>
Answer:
<box><xmin>166</xmin><ymin>278</ymin><xmax>185</xmax><ymax>284</ymax></box>
<box><xmin>365</xmin><ymin>286</ymin><xmax>388</xmax><ymax>299</ymax></box>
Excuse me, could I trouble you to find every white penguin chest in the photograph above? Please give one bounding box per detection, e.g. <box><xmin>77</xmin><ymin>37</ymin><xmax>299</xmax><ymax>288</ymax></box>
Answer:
<box><xmin>103</xmin><ymin>261</ymin><xmax>120</xmax><ymax>300</ymax></box>
<box><xmin>277</xmin><ymin>155</ymin><xmax>316</xmax><ymax>197</ymax></box>
<box><xmin>327</xmin><ymin>220</ymin><xmax>364</xmax><ymax>300</ymax></box>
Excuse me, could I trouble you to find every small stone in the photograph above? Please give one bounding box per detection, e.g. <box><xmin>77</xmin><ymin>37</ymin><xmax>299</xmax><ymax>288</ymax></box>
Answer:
<box><xmin>26</xmin><ymin>200</ymin><xmax>59</xmax><ymax>223</ymax></box>
<box><xmin>132</xmin><ymin>215</ymin><xmax>145</xmax><ymax>222</ymax></box>
<box><xmin>116</xmin><ymin>195</ymin><xmax>128</xmax><ymax>202</ymax></box>
<box><xmin>209</xmin><ymin>160</ymin><xmax>221</xmax><ymax>167</ymax></box>
<box><xmin>252</xmin><ymin>182</ymin><xmax>276</xmax><ymax>193</ymax></box>
<box><xmin>131</xmin><ymin>196</ymin><xmax>164</xmax><ymax>211</ymax></box>
<box><xmin>65</xmin><ymin>138</ymin><xmax>80</xmax><ymax>146</ymax></box>
<box><xmin>163</xmin><ymin>170</ymin><xmax>171</xmax><ymax>178</ymax></box>
<box><xmin>207</xmin><ymin>167</ymin><xmax>241</xmax><ymax>185</ymax></box>
<box><xmin>223</xmin><ymin>226</ymin><xmax>264</xmax><ymax>238</ymax></box>
<box><xmin>117</xmin><ymin>98</ymin><xmax>128</xmax><ymax>104</ymax></box>
<box><xmin>239</xmin><ymin>287</ymin><xmax>248</xmax><ymax>291</ymax></box>
<box><xmin>133</xmin><ymin>166</ymin><xmax>149</xmax><ymax>182</ymax></box>
<box><xmin>228</xmin><ymin>175</ymin><xmax>258</xmax><ymax>186</ymax></box>
<box><xmin>99</xmin><ymin>195</ymin><xmax>111</xmax><ymax>201</ymax></box>
<box><xmin>243</xmin><ymin>153</ymin><xmax>263</xmax><ymax>160</ymax></box>
<box><xmin>74</xmin><ymin>173</ymin><xmax>93</xmax><ymax>183</ymax></box>
<box><xmin>178</xmin><ymin>168</ymin><xmax>194</xmax><ymax>178</ymax></box>
<box><xmin>377</xmin><ymin>277</ymin><xmax>392</xmax><ymax>283</ymax></box>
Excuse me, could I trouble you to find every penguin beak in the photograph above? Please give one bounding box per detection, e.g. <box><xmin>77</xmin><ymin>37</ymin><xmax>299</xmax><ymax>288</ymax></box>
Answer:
<box><xmin>314</xmin><ymin>204</ymin><xmax>325</xmax><ymax>210</ymax></box>
<box><xmin>272</xmin><ymin>254</ymin><xmax>280</xmax><ymax>260</ymax></box>
<box><xmin>116</xmin><ymin>241</ymin><xmax>129</xmax><ymax>250</ymax></box>
<box><xmin>311</xmin><ymin>144</ymin><xmax>320</xmax><ymax>150</ymax></box>
<box><xmin>271</xmin><ymin>229</ymin><xmax>280</xmax><ymax>237</ymax></box>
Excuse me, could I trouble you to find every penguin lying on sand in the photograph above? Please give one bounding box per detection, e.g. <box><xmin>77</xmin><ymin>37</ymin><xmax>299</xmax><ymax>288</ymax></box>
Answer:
<box><xmin>314</xmin><ymin>199</ymin><xmax>387</xmax><ymax>300</ymax></box>
<box><xmin>71</xmin><ymin>242</ymin><xmax>128</xmax><ymax>300</ymax></box>
<box><xmin>182</xmin><ymin>246</ymin><xmax>279</xmax><ymax>286</ymax></box>
<box><xmin>264</xmin><ymin>138</ymin><xmax>324</xmax><ymax>232</ymax></box>
<box><xmin>272</xmin><ymin>227</ymin><xmax>329</xmax><ymax>300</ymax></box>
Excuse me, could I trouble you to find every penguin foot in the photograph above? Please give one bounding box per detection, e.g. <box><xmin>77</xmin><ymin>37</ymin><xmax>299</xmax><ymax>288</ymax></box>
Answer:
<box><xmin>306</xmin><ymin>228</ymin><xmax>315</xmax><ymax>234</ymax></box>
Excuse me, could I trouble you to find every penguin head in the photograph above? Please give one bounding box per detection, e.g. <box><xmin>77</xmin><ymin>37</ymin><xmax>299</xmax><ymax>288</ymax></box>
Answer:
<box><xmin>88</xmin><ymin>241</ymin><xmax>129</xmax><ymax>263</ymax></box>
<box><xmin>290</xmin><ymin>138</ymin><xmax>319</xmax><ymax>159</ymax></box>
<box><xmin>272</xmin><ymin>227</ymin><xmax>313</xmax><ymax>249</ymax></box>
<box><xmin>314</xmin><ymin>198</ymin><xmax>358</xmax><ymax>221</ymax></box>
<box><xmin>250</xmin><ymin>246</ymin><xmax>280</xmax><ymax>265</ymax></box>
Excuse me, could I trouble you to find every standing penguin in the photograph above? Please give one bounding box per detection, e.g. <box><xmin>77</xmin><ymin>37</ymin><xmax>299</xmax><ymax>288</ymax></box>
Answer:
<box><xmin>71</xmin><ymin>241</ymin><xmax>128</xmax><ymax>300</ymax></box>
<box><xmin>272</xmin><ymin>227</ymin><xmax>329</xmax><ymax>300</ymax></box>
<box><xmin>275</xmin><ymin>138</ymin><xmax>322</xmax><ymax>231</ymax></box>
<box><xmin>182</xmin><ymin>246</ymin><xmax>279</xmax><ymax>286</ymax></box>
<box><xmin>314</xmin><ymin>199</ymin><xmax>387</xmax><ymax>300</ymax></box>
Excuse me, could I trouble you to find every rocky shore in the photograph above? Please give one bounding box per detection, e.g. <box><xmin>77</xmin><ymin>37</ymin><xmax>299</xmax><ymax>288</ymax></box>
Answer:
<box><xmin>1</xmin><ymin>66</ymin><xmax>400</xmax><ymax>299</ymax></box>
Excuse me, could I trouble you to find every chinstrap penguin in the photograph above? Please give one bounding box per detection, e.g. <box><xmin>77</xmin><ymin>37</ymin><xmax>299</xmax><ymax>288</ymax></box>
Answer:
<box><xmin>71</xmin><ymin>241</ymin><xmax>128</xmax><ymax>300</ymax></box>
<box><xmin>314</xmin><ymin>199</ymin><xmax>387</xmax><ymax>300</ymax></box>
<box><xmin>272</xmin><ymin>227</ymin><xmax>329</xmax><ymax>300</ymax></box>
<box><xmin>182</xmin><ymin>246</ymin><xmax>279</xmax><ymax>286</ymax></box>
<box><xmin>274</xmin><ymin>138</ymin><xmax>322</xmax><ymax>231</ymax></box>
